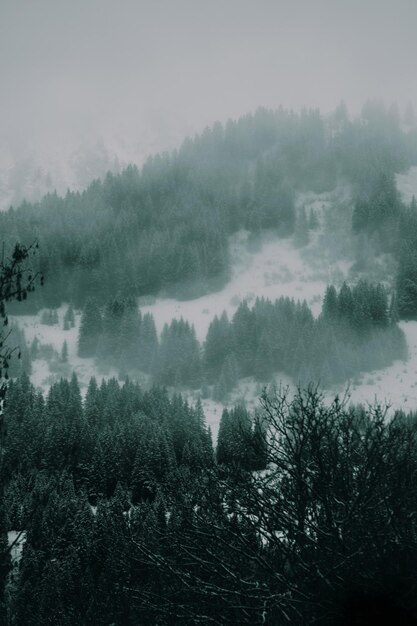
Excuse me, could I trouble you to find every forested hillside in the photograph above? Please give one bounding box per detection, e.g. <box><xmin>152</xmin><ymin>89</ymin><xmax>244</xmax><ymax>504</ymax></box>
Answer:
<box><xmin>2</xmin><ymin>382</ymin><xmax>417</xmax><ymax>624</ymax></box>
<box><xmin>3</xmin><ymin>103</ymin><xmax>417</xmax><ymax>624</ymax></box>
<box><xmin>2</xmin><ymin>103</ymin><xmax>417</xmax><ymax>311</ymax></box>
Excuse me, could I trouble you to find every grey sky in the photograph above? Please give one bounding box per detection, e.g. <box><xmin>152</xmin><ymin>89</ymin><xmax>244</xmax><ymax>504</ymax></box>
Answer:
<box><xmin>1</xmin><ymin>0</ymin><xmax>417</xmax><ymax>157</ymax></box>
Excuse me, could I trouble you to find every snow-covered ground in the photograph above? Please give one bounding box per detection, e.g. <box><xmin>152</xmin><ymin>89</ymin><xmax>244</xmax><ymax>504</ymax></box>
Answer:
<box><xmin>397</xmin><ymin>166</ymin><xmax>417</xmax><ymax>204</ymax></box>
<box><xmin>7</xmin><ymin>531</ymin><xmax>26</xmax><ymax>566</ymax></box>
<box><xmin>142</xmin><ymin>188</ymin><xmax>349</xmax><ymax>342</ymax></box>
<box><xmin>331</xmin><ymin>321</ymin><xmax>417</xmax><ymax>411</ymax></box>
<box><xmin>14</xmin><ymin>308</ymin><xmax>118</xmax><ymax>395</ymax></box>
<box><xmin>142</xmin><ymin>232</ymin><xmax>331</xmax><ymax>342</ymax></box>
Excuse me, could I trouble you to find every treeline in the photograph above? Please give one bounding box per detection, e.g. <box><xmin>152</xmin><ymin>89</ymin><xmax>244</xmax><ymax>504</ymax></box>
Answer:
<box><xmin>77</xmin><ymin>280</ymin><xmax>406</xmax><ymax>394</ymax></box>
<box><xmin>2</xmin><ymin>103</ymin><xmax>417</xmax><ymax>311</ymax></box>
<box><xmin>342</xmin><ymin>102</ymin><xmax>417</xmax><ymax>319</ymax></box>
<box><xmin>3</xmin><ymin>384</ymin><xmax>417</xmax><ymax>623</ymax></box>
<box><xmin>354</xmin><ymin>185</ymin><xmax>417</xmax><ymax>320</ymax></box>
<box><xmin>207</xmin><ymin>281</ymin><xmax>405</xmax><ymax>392</ymax></box>
<box><xmin>1</xmin><ymin>375</ymin><xmax>217</xmax><ymax>508</ymax></box>
<box><xmin>396</xmin><ymin>197</ymin><xmax>417</xmax><ymax>318</ymax></box>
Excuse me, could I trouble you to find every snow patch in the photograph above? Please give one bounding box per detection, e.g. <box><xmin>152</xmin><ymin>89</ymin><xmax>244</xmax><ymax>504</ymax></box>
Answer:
<box><xmin>142</xmin><ymin>226</ymin><xmax>349</xmax><ymax>343</ymax></box>
<box><xmin>13</xmin><ymin>306</ymin><xmax>118</xmax><ymax>395</ymax></box>
<box><xmin>7</xmin><ymin>530</ymin><xmax>26</xmax><ymax>565</ymax></box>
<box><xmin>330</xmin><ymin>321</ymin><xmax>417</xmax><ymax>413</ymax></box>
<box><xmin>396</xmin><ymin>166</ymin><xmax>417</xmax><ymax>204</ymax></box>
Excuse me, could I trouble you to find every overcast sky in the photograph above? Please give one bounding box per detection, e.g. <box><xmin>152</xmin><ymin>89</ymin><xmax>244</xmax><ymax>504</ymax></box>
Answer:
<box><xmin>1</xmin><ymin>0</ymin><xmax>417</xmax><ymax>159</ymax></box>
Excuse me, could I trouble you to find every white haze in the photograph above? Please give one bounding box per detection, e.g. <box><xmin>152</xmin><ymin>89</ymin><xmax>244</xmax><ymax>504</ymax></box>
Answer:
<box><xmin>1</xmin><ymin>0</ymin><xmax>417</xmax><ymax>206</ymax></box>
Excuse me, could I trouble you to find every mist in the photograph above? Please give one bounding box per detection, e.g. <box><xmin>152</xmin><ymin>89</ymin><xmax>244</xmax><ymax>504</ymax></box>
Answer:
<box><xmin>4</xmin><ymin>3</ymin><xmax>417</xmax><ymax>621</ymax></box>
<box><xmin>1</xmin><ymin>0</ymin><xmax>417</xmax><ymax>206</ymax></box>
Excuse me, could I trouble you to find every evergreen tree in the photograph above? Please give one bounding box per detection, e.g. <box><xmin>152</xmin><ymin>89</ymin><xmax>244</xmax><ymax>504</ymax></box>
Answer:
<box><xmin>337</xmin><ymin>282</ymin><xmax>355</xmax><ymax>324</ymax></box>
<box><xmin>137</xmin><ymin>313</ymin><xmax>158</xmax><ymax>373</ymax></box>
<box><xmin>254</xmin><ymin>330</ymin><xmax>274</xmax><ymax>381</ymax></box>
<box><xmin>216</xmin><ymin>404</ymin><xmax>252</xmax><ymax>468</ymax></box>
<box><xmin>216</xmin><ymin>408</ymin><xmax>232</xmax><ymax>465</ymax></box>
<box><xmin>61</xmin><ymin>340</ymin><xmax>68</xmax><ymax>363</ymax></box>
<box><xmin>294</xmin><ymin>205</ymin><xmax>309</xmax><ymax>247</ymax></box>
<box><xmin>78</xmin><ymin>298</ymin><xmax>103</xmax><ymax>357</ymax></box>
<box><xmin>30</xmin><ymin>337</ymin><xmax>39</xmax><ymax>360</ymax></box>
<box><xmin>63</xmin><ymin>304</ymin><xmax>75</xmax><ymax>330</ymax></box>
<box><xmin>96</xmin><ymin>297</ymin><xmax>124</xmax><ymax>361</ymax></box>
<box><xmin>322</xmin><ymin>285</ymin><xmax>338</xmax><ymax>320</ymax></box>
<box><xmin>0</xmin><ymin>498</ymin><xmax>10</xmax><ymax>623</ymax></box>
<box><xmin>84</xmin><ymin>377</ymin><xmax>101</xmax><ymax>428</ymax></box>
<box><xmin>204</xmin><ymin>311</ymin><xmax>234</xmax><ymax>382</ymax></box>
<box><xmin>154</xmin><ymin>319</ymin><xmax>202</xmax><ymax>388</ymax></box>
<box><xmin>232</xmin><ymin>301</ymin><xmax>256</xmax><ymax>377</ymax></box>
<box><xmin>396</xmin><ymin>246</ymin><xmax>417</xmax><ymax>319</ymax></box>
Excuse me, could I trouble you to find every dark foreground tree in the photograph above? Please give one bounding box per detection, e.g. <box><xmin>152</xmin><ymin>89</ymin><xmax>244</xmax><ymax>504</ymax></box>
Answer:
<box><xmin>0</xmin><ymin>242</ymin><xmax>41</xmax><ymax>622</ymax></box>
<box><xmin>131</xmin><ymin>387</ymin><xmax>417</xmax><ymax>625</ymax></box>
<box><xmin>0</xmin><ymin>243</ymin><xmax>41</xmax><ymax>408</ymax></box>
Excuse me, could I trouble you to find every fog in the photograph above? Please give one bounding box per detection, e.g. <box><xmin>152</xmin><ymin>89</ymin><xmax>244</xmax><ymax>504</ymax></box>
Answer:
<box><xmin>1</xmin><ymin>0</ymin><xmax>417</xmax><ymax>204</ymax></box>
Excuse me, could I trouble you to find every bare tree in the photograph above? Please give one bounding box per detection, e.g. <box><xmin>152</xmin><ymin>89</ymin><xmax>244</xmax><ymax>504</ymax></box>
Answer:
<box><xmin>130</xmin><ymin>386</ymin><xmax>417</xmax><ymax>624</ymax></box>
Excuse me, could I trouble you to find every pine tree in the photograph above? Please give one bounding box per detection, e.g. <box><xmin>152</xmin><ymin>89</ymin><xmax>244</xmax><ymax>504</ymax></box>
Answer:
<box><xmin>88</xmin><ymin>444</ymin><xmax>107</xmax><ymax>504</ymax></box>
<box><xmin>396</xmin><ymin>247</ymin><xmax>417</xmax><ymax>320</ymax></box>
<box><xmin>63</xmin><ymin>304</ymin><xmax>75</xmax><ymax>330</ymax></box>
<box><xmin>30</xmin><ymin>336</ymin><xmax>40</xmax><ymax>360</ymax></box>
<box><xmin>216</xmin><ymin>408</ymin><xmax>232</xmax><ymax>465</ymax></box>
<box><xmin>250</xmin><ymin>416</ymin><xmax>268</xmax><ymax>471</ymax></box>
<box><xmin>337</xmin><ymin>282</ymin><xmax>355</xmax><ymax>325</ymax></box>
<box><xmin>138</xmin><ymin>313</ymin><xmax>158</xmax><ymax>373</ymax></box>
<box><xmin>84</xmin><ymin>377</ymin><xmax>101</xmax><ymax>428</ymax></box>
<box><xmin>322</xmin><ymin>285</ymin><xmax>338</xmax><ymax>321</ymax></box>
<box><xmin>78</xmin><ymin>298</ymin><xmax>103</xmax><ymax>357</ymax></box>
<box><xmin>61</xmin><ymin>340</ymin><xmax>68</xmax><ymax>363</ymax></box>
<box><xmin>389</xmin><ymin>290</ymin><xmax>400</xmax><ymax>324</ymax></box>
<box><xmin>232</xmin><ymin>301</ymin><xmax>256</xmax><ymax>377</ymax></box>
<box><xmin>222</xmin><ymin>353</ymin><xmax>239</xmax><ymax>391</ymax></box>
<box><xmin>154</xmin><ymin>318</ymin><xmax>202</xmax><ymax>388</ymax></box>
<box><xmin>254</xmin><ymin>330</ymin><xmax>274</xmax><ymax>381</ymax></box>
<box><xmin>96</xmin><ymin>297</ymin><xmax>126</xmax><ymax>362</ymax></box>
<box><xmin>204</xmin><ymin>311</ymin><xmax>233</xmax><ymax>382</ymax></box>
<box><xmin>217</xmin><ymin>405</ymin><xmax>253</xmax><ymax>468</ymax></box>
<box><xmin>0</xmin><ymin>498</ymin><xmax>11</xmax><ymax>623</ymax></box>
<box><xmin>130</xmin><ymin>443</ymin><xmax>156</xmax><ymax>504</ymax></box>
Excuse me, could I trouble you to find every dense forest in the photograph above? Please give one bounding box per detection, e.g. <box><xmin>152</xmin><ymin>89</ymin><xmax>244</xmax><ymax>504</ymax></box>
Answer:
<box><xmin>2</xmin><ymin>102</ymin><xmax>417</xmax><ymax>313</ymax></box>
<box><xmin>2</xmin><ymin>381</ymin><xmax>417</xmax><ymax>624</ymax></box>
<box><xmin>2</xmin><ymin>102</ymin><xmax>417</xmax><ymax>624</ymax></box>
<box><xmin>73</xmin><ymin>279</ymin><xmax>405</xmax><ymax>394</ymax></box>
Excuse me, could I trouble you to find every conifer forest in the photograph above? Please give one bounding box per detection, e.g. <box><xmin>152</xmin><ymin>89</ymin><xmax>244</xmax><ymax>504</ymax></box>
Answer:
<box><xmin>3</xmin><ymin>2</ymin><xmax>417</xmax><ymax>624</ymax></box>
